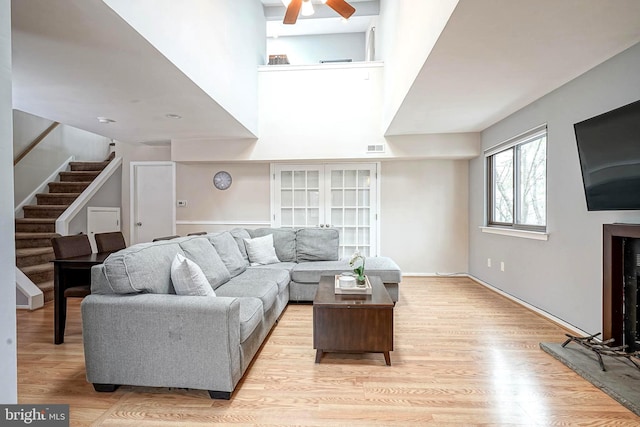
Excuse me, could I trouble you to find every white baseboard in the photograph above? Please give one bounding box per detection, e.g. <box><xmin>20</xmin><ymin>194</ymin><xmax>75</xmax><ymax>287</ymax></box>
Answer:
<box><xmin>403</xmin><ymin>272</ymin><xmax>468</xmax><ymax>277</ymax></box>
<box><xmin>464</xmin><ymin>274</ymin><xmax>589</xmax><ymax>337</ymax></box>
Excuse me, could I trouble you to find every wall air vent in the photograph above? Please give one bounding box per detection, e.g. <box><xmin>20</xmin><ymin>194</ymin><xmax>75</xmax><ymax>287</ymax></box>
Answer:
<box><xmin>366</xmin><ymin>144</ymin><xmax>385</xmax><ymax>153</ymax></box>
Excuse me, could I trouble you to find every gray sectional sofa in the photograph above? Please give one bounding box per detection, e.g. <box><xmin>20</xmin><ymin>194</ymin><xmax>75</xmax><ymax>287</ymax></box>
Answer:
<box><xmin>81</xmin><ymin>227</ymin><xmax>401</xmax><ymax>399</ymax></box>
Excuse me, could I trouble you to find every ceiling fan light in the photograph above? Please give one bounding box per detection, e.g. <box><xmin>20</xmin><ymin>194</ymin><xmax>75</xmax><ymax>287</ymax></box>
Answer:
<box><xmin>301</xmin><ymin>0</ymin><xmax>314</xmax><ymax>16</ymax></box>
<box><xmin>281</xmin><ymin>0</ymin><xmax>291</xmax><ymax>7</ymax></box>
<box><xmin>320</xmin><ymin>0</ymin><xmax>327</xmax><ymax>3</ymax></box>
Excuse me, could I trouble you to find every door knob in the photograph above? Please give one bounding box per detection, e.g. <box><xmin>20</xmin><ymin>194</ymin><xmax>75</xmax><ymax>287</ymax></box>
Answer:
<box><xmin>136</xmin><ymin>222</ymin><xmax>142</xmax><ymax>226</ymax></box>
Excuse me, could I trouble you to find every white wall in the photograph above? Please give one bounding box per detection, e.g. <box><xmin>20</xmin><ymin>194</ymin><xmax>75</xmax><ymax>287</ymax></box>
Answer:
<box><xmin>13</xmin><ymin>110</ymin><xmax>111</xmax><ymax>206</ymax></box>
<box><xmin>172</xmin><ymin>64</ymin><xmax>479</xmax><ymax>161</ymax></box>
<box><xmin>104</xmin><ymin>0</ymin><xmax>265</xmax><ymax>136</ymax></box>
<box><xmin>267</xmin><ymin>33</ymin><xmax>365</xmax><ymax>65</ymax></box>
<box><xmin>0</xmin><ymin>0</ymin><xmax>17</xmax><ymax>403</ymax></box>
<box><xmin>377</xmin><ymin>0</ymin><xmax>459</xmax><ymax>132</ymax></box>
<box><xmin>381</xmin><ymin>160</ymin><xmax>468</xmax><ymax>274</ymax></box>
<box><xmin>469</xmin><ymin>42</ymin><xmax>640</xmax><ymax>334</ymax></box>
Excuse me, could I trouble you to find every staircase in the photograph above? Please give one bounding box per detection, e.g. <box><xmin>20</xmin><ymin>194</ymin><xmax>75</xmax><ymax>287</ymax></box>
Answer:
<box><xmin>15</xmin><ymin>154</ymin><xmax>114</xmax><ymax>302</ymax></box>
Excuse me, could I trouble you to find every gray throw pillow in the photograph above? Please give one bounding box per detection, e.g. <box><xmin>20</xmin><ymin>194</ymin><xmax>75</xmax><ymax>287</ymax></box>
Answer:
<box><xmin>207</xmin><ymin>232</ymin><xmax>248</xmax><ymax>277</ymax></box>
<box><xmin>179</xmin><ymin>237</ymin><xmax>231</xmax><ymax>290</ymax></box>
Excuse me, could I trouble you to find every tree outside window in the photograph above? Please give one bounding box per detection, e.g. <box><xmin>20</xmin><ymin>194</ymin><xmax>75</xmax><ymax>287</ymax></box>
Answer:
<box><xmin>487</xmin><ymin>127</ymin><xmax>547</xmax><ymax>231</ymax></box>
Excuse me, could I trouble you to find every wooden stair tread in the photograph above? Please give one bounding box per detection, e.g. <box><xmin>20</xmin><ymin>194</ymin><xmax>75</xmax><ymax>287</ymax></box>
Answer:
<box><xmin>16</xmin><ymin>247</ymin><xmax>54</xmax><ymax>257</ymax></box>
<box><xmin>21</xmin><ymin>263</ymin><xmax>54</xmax><ymax>274</ymax></box>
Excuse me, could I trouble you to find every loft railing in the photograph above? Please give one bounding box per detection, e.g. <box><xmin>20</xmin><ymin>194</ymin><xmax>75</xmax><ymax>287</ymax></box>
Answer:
<box><xmin>13</xmin><ymin>121</ymin><xmax>60</xmax><ymax>166</ymax></box>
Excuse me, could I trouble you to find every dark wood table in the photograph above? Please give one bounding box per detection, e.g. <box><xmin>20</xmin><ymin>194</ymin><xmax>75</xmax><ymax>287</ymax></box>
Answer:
<box><xmin>313</xmin><ymin>275</ymin><xmax>394</xmax><ymax>365</ymax></box>
<box><xmin>52</xmin><ymin>251</ymin><xmax>112</xmax><ymax>344</ymax></box>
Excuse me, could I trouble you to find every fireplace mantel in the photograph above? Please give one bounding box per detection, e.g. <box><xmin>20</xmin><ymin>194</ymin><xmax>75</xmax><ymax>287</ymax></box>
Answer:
<box><xmin>603</xmin><ymin>223</ymin><xmax>640</xmax><ymax>346</ymax></box>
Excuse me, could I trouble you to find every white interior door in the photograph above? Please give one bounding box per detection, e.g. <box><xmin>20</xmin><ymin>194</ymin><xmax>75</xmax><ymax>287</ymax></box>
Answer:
<box><xmin>131</xmin><ymin>162</ymin><xmax>176</xmax><ymax>244</ymax></box>
<box><xmin>87</xmin><ymin>207</ymin><xmax>121</xmax><ymax>252</ymax></box>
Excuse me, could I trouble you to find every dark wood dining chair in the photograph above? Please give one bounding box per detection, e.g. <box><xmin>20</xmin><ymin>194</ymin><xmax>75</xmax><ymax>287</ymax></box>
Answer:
<box><xmin>95</xmin><ymin>231</ymin><xmax>126</xmax><ymax>252</ymax></box>
<box><xmin>51</xmin><ymin>234</ymin><xmax>93</xmax><ymax>343</ymax></box>
<box><xmin>152</xmin><ymin>235</ymin><xmax>180</xmax><ymax>242</ymax></box>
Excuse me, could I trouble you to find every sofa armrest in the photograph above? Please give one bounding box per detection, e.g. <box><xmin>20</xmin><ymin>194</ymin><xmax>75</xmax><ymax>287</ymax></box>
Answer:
<box><xmin>81</xmin><ymin>293</ymin><xmax>242</xmax><ymax>393</ymax></box>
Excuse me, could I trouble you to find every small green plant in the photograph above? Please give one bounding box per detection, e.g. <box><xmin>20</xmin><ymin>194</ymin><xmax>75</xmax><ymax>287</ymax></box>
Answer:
<box><xmin>349</xmin><ymin>250</ymin><xmax>366</xmax><ymax>283</ymax></box>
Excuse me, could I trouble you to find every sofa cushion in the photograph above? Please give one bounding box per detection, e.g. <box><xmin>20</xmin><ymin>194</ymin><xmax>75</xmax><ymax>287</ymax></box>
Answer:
<box><xmin>102</xmin><ymin>241</ymin><xmax>182</xmax><ymax>294</ymax></box>
<box><xmin>291</xmin><ymin>257</ymin><xmax>402</xmax><ymax>284</ymax></box>
<box><xmin>245</xmin><ymin>266</ymin><xmax>291</xmax><ymax>294</ymax></box>
<box><xmin>244</xmin><ymin>234</ymin><xmax>280</xmax><ymax>266</ymax></box>
<box><xmin>207</xmin><ymin>232</ymin><xmax>248</xmax><ymax>277</ymax></box>
<box><xmin>170</xmin><ymin>253</ymin><xmax>216</xmax><ymax>296</ymax></box>
<box><xmin>295</xmin><ymin>228</ymin><xmax>339</xmax><ymax>262</ymax></box>
<box><xmin>237</xmin><ymin>297</ymin><xmax>263</xmax><ymax>343</ymax></box>
<box><xmin>249</xmin><ymin>228</ymin><xmax>297</xmax><ymax>262</ymax></box>
<box><xmin>229</xmin><ymin>228</ymin><xmax>251</xmax><ymax>263</ymax></box>
<box><xmin>179</xmin><ymin>237</ymin><xmax>231</xmax><ymax>289</ymax></box>
<box><xmin>216</xmin><ymin>278</ymin><xmax>278</xmax><ymax>314</ymax></box>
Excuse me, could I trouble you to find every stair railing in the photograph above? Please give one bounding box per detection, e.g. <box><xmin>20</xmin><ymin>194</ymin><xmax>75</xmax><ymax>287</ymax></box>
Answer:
<box><xmin>13</xmin><ymin>121</ymin><xmax>60</xmax><ymax>166</ymax></box>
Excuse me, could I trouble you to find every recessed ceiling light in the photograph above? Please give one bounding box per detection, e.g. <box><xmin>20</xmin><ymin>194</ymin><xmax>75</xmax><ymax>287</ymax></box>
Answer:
<box><xmin>97</xmin><ymin>117</ymin><xmax>115</xmax><ymax>124</ymax></box>
<box><xmin>165</xmin><ymin>113</ymin><xmax>182</xmax><ymax>119</ymax></box>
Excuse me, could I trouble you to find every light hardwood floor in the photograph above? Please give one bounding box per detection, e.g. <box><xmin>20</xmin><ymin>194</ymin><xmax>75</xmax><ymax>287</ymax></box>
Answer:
<box><xmin>17</xmin><ymin>277</ymin><xmax>639</xmax><ymax>426</ymax></box>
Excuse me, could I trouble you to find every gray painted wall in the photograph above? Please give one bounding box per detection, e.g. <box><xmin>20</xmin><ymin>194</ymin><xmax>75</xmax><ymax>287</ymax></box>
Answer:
<box><xmin>0</xmin><ymin>0</ymin><xmax>17</xmax><ymax>403</ymax></box>
<box><xmin>469</xmin><ymin>42</ymin><xmax>640</xmax><ymax>334</ymax></box>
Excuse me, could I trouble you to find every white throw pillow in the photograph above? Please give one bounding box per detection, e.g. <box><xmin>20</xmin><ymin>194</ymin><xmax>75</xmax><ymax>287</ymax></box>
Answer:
<box><xmin>244</xmin><ymin>234</ymin><xmax>280</xmax><ymax>266</ymax></box>
<box><xmin>170</xmin><ymin>253</ymin><xmax>216</xmax><ymax>296</ymax></box>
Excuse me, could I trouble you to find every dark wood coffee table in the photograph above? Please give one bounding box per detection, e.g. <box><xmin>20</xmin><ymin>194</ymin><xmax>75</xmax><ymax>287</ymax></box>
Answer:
<box><xmin>313</xmin><ymin>275</ymin><xmax>394</xmax><ymax>365</ymax></box>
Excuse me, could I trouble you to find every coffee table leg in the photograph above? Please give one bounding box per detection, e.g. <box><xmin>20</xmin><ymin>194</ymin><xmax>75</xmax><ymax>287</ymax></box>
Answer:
<box><xmin>383</xmin><ymin>351</ymin><xmax>391</xmax><ymax>366</ymax></box>
<box><xmin>315</xmin><ymin>349</ymin><xmax>323</xmax><ymax>363</ymax></box>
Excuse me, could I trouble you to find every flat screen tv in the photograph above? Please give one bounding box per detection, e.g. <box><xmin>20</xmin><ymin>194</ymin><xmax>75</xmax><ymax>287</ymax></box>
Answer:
<box><xmin>574</xmin><ymin>99</ymin><xmax>640</xmax><ymax>211</ymax></box>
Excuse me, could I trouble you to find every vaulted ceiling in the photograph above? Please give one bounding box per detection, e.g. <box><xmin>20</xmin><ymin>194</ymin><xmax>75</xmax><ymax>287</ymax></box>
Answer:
<box><xmin>10</xmin><ymin>0</ymin><xmax>640</xmax><ymax>144</ymax></box>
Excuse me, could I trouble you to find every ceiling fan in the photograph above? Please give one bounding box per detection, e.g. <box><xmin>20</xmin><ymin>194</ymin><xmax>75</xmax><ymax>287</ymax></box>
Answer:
<box><xmin>283</xmin><ymin>0</ymin><xmax>356</xmax><ymax>25</ymax></box>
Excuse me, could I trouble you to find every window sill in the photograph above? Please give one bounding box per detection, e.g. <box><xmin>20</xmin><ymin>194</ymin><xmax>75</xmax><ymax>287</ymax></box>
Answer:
<box><xmin>480</xmin><ymin>226</ymin><xmax>548</xmax><ymax>241</ymax></box>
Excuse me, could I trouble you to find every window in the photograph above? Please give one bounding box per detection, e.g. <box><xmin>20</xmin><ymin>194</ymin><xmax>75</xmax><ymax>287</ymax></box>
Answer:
<box><xmin>486</xmin><ymin>125</ymin><xmax>547</xmax><ymax>232</ymax></box>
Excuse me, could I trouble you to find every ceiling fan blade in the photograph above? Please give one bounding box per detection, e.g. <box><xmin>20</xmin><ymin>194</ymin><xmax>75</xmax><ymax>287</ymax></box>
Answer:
<box><xmin>283</xmin><ymin>0</ymin><xmax>302</xmax><ymax>25</ymax></box>
<box><xmin>325</xmin><ymin>0</ymin><xmax>356</xmax><ymax>19</ymax></box>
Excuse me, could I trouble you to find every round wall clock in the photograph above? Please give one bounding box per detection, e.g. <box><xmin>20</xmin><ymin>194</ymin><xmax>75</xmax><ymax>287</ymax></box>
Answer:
<box><xmin>213</xmin><ymin>171</ymin><xmax>232</xmax><ymax>190</ymax></box>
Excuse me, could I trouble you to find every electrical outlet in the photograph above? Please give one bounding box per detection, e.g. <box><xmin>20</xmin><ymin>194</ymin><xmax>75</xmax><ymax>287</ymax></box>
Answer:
<box><xmin>177</xmin><ymin>200</ymin><xmax>187</xmax><ymax>207</ymax></box>
<box><xmin>487</xmin><ymin>258</ymin><xmax>491</xmax><ymax>267</ymax></box>
<box><xmin>500</xmin><ymin>261</ymin><xmax>505</xmax><ymax>272</ymax></box>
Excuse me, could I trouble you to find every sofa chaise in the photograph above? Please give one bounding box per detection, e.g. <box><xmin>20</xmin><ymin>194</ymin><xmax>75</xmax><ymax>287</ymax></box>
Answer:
<box><xmin>81</xmin><ymin>227</ymin><xmax>401</xmax><ymax>399</ymax></box>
